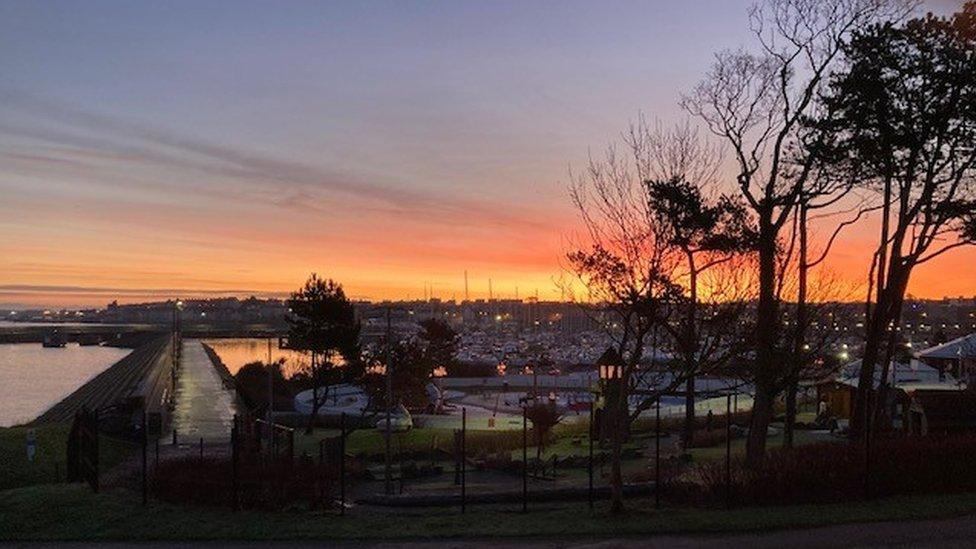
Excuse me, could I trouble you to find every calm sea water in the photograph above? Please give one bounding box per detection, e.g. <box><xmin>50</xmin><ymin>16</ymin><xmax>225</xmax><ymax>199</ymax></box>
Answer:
<box><xmin>0</xmin><ymin>343</ymin><xmax>130</xmax><ymax>427</ymax></box>
<box><xmin>203</xmin><ymin>338</ymin><xmax>310</xmax><ymax>377</ymax></box>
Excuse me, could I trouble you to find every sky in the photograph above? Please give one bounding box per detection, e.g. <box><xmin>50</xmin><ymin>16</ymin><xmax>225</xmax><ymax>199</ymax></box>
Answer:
<box><xmin>0</xmin><ymin>0</ymin><xmax>971</xmax><ymax>308</ymax></box>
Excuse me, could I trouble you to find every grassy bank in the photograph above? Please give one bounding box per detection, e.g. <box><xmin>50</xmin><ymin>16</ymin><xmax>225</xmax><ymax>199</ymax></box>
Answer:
<box><xmin>4</xmin><ymin>483</ymin><xmax>976</xmax><ymax>541</ymax></box>
<box><xmin>0</xmin><ymin>423</ymin><xmax>135</xmax><ymax>490</ymax></box>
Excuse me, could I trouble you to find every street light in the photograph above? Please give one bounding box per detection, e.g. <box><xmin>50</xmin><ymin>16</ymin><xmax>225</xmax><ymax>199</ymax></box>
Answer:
<box><xmin>599</xmin><ymin>359</ymin><xmax>623</xmax><ymax>381</ymax></box>
<box><xmin>594</xmin><ymin>347</ymin><xmax>624</xmax><ymax>445</ymax></box>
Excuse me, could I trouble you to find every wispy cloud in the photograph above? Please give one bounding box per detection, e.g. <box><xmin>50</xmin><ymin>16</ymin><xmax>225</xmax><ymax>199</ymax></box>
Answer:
<box><xmin>0</xmin><ymin>284</ymin><xmax>287</xmax><ymax>298</ymax></box>
<box><xmin>0</xmin><ymin>89</ymin><xmax>554</xmax><ymax>231</ymax></box>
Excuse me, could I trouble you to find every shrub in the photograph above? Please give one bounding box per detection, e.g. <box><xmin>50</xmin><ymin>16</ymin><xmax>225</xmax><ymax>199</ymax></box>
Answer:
<box><xmin>687</xmin><ymin>428</ymin><xmax>731</xmax><ymax>449</ymax></box>
<box><xmin>689</xmin><ymin>435</ymin><xmax>976</xmax><ymax>507</ymax></box>
<box><xmin>152</xmin><ymin>455</ymin><xmax>339</xmax><ymax>510</ymax></box>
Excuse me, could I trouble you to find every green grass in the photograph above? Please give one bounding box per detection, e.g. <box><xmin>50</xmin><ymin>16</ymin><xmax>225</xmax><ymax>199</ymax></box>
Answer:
<box><xmin>687</xmin><ymin>429</ymin><xmax>824</xmax><ymax>463</ymax></box>
<box><xmin>5</xmin><ymin>483</ymin><xmax>976</xmax><ymax>541</ymax></box>
<box><xmin>0</xmin><ymin>423</ymin><xmax>136</xmax><ymax>491</ymax></box>
<box><xmin>295</xmin><ymin>427</ymin><xmax>532</xmax><ymax>459</ymax></box>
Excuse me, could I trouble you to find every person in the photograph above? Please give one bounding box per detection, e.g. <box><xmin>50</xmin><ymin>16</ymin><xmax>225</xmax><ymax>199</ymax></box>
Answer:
<box><xmin>706</xmin><ymin>409</ymin><xmax>714</xmax><ymax>432</ymax></box>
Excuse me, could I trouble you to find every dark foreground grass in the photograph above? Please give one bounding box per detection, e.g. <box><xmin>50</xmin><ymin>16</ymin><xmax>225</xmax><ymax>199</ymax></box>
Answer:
<box><xmin>5</xmin><ymin>483</ymin><xmax>976</xmax><ymax>541</ymax></box>
<box><xmin>0</xmin><ymin>423</ymin><xmax>135</xmax><ymax>491</ymax></box>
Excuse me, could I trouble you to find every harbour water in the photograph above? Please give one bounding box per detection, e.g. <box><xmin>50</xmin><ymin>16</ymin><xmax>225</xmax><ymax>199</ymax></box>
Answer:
<box><xmin>0</xmin><ymin>343</ymin><xmax>130</xmax><ymax>427</ymax></box>
<box><xmin>202</xmin><ymin>338</ymin><xmax>310</xmax><ymax>377</ymax></box>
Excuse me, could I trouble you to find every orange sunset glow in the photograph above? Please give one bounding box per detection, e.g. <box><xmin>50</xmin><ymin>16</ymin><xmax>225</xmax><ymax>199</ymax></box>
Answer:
<box><xmin>0</xmin><ymin>0</ymin><xmax>973</xmax><ymax>308</ymax></box>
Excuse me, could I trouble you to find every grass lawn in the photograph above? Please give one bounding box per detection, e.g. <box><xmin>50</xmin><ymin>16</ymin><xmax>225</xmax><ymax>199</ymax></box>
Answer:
<box><xmin>687</xmin><ymin>428</ymin><xmax>827</xmax><ymax>463</ymax></box>
<box><xmin>5</xmin><ymin>483</ymin><xmax>976</xmax><ymax>541</ymax></box>
<box><xmin>294</xmin><ymin>427</ymin><xmax>459</xmax><ymax>458</ymax></box>
<box><xmin>0</xmin><ymin>423</ymin><xmax>136</xmax><ymax>491</ymax></box>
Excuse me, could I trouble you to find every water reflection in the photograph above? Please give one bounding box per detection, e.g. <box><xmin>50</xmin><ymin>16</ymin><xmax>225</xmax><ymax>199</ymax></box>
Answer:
<box><xmin>202</xmin><ymin>338</ymin><xmax>310</xmax><ymax>377</ymax></box>
<box><xmin>0</xmin><ymin>343</ymin><xmax>130</xmax><ymax>427</ymax></box>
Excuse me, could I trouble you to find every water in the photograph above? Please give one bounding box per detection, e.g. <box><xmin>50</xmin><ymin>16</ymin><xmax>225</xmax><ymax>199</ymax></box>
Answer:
<box><xmin>203</xmin><ymin>338</ymin><xmax>310</xmax><ymax>377</ymax></box>
<box><xmin>0</xmin><ymin>343</ymin><xmax>130</xmax><ymax>427</ymax></box>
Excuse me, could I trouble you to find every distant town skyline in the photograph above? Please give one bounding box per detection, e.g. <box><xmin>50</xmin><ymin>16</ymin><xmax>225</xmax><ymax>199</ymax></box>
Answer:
<box><xmin>1</xmin><ymin>0</ymin><xmax>971</xmax><ymax>308</ymax></box>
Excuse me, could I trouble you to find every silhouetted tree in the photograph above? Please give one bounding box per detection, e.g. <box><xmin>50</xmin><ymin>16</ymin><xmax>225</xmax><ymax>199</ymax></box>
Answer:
<box><xmin>286</xmin><ymin>274</ymin><xmax>362</xmax><ymax>434</ymax></box>
<box><xmin>819</xmin><ymin>4</ymin><xmax>976</xmax><ymax>435</ymax></box>
<box><xmin>233</xmin><ymin>360</ymin><xmax>292</xmax><ymax>414</ymax></box>
<box><xmin>524</xmin><ymin>401</ymin><xmax>562</xmax><ymax>463</ymax></box>
<box><xmin>363</xmin><ymin>338</ymin><xmax>432</xmax><ymax>411</ymax></box>
<box><xmin>646</xmin><ymin>176</ymin><xmax>757</xmax><ymax>447</ymax></box>
<box><xmin>682</xmin><ymin>0</ymin><xmax>912</xmax><ymax>465</ymax></box>
<box><xmin>418</xmin><ymin>318</ymin><xmax>460</xmax><ymax>374</ymax></box>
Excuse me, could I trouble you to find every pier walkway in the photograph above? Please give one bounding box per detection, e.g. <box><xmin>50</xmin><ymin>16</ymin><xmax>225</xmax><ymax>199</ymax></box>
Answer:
<box><xmin>33</xmin><ymin>335</ymin><xmax>172</xmax><ymax>425</ymax></box>
<box><xmin>169</xmin><ymin>340</ymin><xmax>239</xmax><ymax>443</ymax></box>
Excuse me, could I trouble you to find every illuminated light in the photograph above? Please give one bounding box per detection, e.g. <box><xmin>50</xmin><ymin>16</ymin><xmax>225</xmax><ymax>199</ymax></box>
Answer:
<box><xmin>839</xmin><ymin>351</ymin><xmax>850</xmax><ymax>361</ymax></box>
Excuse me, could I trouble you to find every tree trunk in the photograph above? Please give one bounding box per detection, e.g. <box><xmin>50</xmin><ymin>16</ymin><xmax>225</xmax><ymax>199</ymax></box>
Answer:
<box><xmin>783</xmin><ymin>376</ymin><xmax>798</xmax><ymax>447</ymax></box>
<box><xmin>853</xmin><ymin>176</ymin><xmax>892</xmax><ymax>439</ymax></box>
<box><xmin>746</xmin><ymin>383</ymin><xmax>775</xmax><ymax>464</ymax></box>
<box><xmin>609</xmin><ymin>386</ymin><xmax>625</xmax><ymax>513</ymax></box>
<box><xmin>872</xmin><ymin>269</ymin><xmax>911</xmax><ymax>430</ymax></box>
<box><xmin>305</xmin><ymin>352</ymin><xmax>319</xmax><ymax>435</ymax></box>
<box><xmin>683</xmin><ymin>251</ymin><xmax>699</xmax><ymax>449</ymax></box>
<box><xmin>684</xmin><ymin>376</ymin><xmax>695</xmax><ymax>448</ymax></box>
<box><xmin>785</xmin><ymin>204</ymin><xmax>809</xmax><ymax>448</ymax></box>
<box><xmin>746</xmin><ymin>219</ymin><xmax>779</xmax><ymax>467</ymax></box>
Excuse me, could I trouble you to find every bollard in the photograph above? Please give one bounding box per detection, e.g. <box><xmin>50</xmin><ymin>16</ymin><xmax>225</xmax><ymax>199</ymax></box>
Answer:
<box><xmin>199</xmin><ymin>437</ymin><xmax>204</xmax><ymax>461</ymax></box>
<box><xmin>172</xmin><ymin>428</ymin><xmax>177</xmax><ymax>446</ymax></box>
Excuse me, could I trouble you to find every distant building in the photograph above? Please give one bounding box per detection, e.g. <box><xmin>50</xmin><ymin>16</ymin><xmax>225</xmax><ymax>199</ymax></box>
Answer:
<box><xmin>915</xmin><ymin>333</ymin><xmax>976</xmax><ymax>385</ymax></box>
<box><xmin>814</xmin><ymin>359</ymin><xmax>961</xmax><ymax>422</ymax></box>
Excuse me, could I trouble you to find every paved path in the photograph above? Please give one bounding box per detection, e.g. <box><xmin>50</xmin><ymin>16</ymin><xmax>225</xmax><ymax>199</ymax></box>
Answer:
<box><xmin>169</xmin><ymin>339</ymin><xmax>238</xmax><ymax>443</ymax></box>
<box><xmin>15</xmin><ymin>514</ymin><xmax>976</xmax><ymax>547</ymax></box>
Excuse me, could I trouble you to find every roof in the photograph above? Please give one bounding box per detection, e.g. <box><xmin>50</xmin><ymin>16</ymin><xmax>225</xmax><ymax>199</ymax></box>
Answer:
<box><xmin>917</xmin><ymin>333</ymin><xmax>976</xmax><ymax>360</ymax></box>
<box><xmin>823</xmin><ymin>359</ymin><xmax>960</xmax><ymax>390</ymax></box>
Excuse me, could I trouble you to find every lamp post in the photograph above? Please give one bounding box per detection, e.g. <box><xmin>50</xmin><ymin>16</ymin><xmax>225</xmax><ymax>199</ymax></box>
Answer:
<box><xmin>596</xmin><ymin>348</ymin><xmax>624</xmax><ymax>444</ymax></box>
<box><xmin>171</xmin><ymin>299</ymin><xmax>183</xmax><ymax>400</ymax></box>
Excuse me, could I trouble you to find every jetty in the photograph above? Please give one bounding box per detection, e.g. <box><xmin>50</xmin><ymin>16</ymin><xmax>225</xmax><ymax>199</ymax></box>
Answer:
<box><xmin>169</xmin><ymin>340</ymin><xmax>241</xmax><ymax>442</ymax></box>
<box><xmin>33</xmin><ymin>334</ymin><xmax>175</xmax><ymax>434</ymax></box>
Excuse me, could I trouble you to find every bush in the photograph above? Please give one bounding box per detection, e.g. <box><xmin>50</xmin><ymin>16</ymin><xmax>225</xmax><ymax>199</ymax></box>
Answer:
<box><xmin>687</xmin><ymin>428</ymin><xmax>731</xmax><ymax>449</ymax></box>
<box><xmin>689</xmin><ymin>435</ymin><xmax>976</xmax><ymax>507</ymax></box>
<box><xmin>152</xmin><ymin>455</ymin><xmax>339</xmax><ymax>510</ymax></box>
